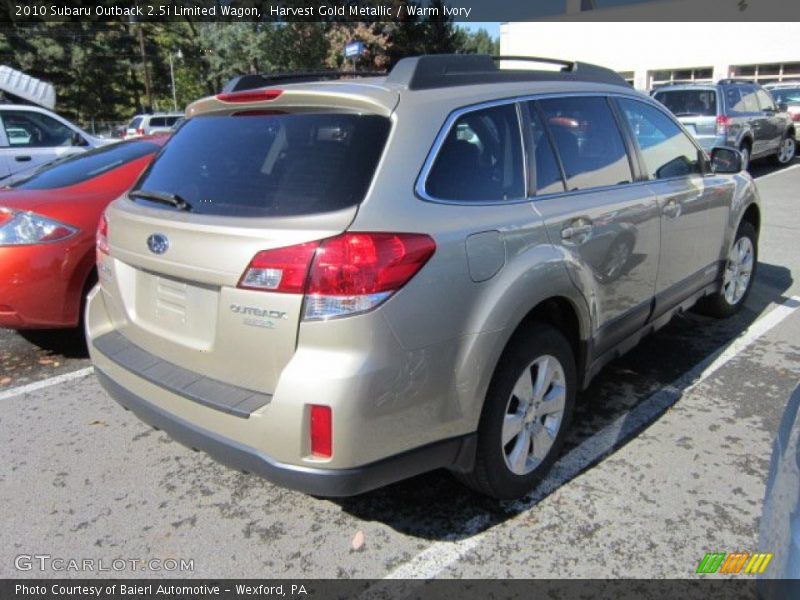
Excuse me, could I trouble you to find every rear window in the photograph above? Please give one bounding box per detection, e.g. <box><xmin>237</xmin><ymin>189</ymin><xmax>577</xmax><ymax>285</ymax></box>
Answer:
<box><xmin>771</xmin><ymin>88</ymin><xmax>800</xmax><ymax>104</ymax></box>
<box><xmin>128</xmin><ymin>117</ymin><xmax>143</xmax><ymax>129</ymax></box>
<box><xmin>8</xmin><ymin>140</ymin><xmax>159</xmax><ymax>190</ymax></box>
<box><xmin>133</xmin><ymin>113</ymin><xmax>391</xmax><ymax>217</ymax></box>
<box><xmin>653</xmin><ymin>89</ymin><xmax>717</xmax><ymax>117</ymax></box>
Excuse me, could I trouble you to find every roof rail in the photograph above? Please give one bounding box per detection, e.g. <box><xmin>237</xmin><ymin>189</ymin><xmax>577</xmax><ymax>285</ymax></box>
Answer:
<box><xmin>222</xmin><ymin>70</ymin><xmax>387</xmax><ymax>93</ymax></box>
<box><xmin>385</xmin><ymin>54</ymin><xmax>629</xmax><ymax>90</ymax></box>
<box><xmin>717</xmin><ymin>78</ymin><xmax>754</xmax><ymax>85</ymax></box>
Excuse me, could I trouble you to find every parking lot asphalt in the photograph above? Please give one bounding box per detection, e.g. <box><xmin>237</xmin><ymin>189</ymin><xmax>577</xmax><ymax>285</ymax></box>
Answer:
<box><xmin>1</xmin><ymin>160</ymin><xmax>798</xmax><ymax>579</ymax></box>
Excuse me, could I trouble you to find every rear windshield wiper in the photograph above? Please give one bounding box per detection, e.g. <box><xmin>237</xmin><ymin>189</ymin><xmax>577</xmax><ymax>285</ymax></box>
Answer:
<box><xmin>129</xmin><ymin>189</ymin><xmax>193</xmax><ymax>212</ymax></box>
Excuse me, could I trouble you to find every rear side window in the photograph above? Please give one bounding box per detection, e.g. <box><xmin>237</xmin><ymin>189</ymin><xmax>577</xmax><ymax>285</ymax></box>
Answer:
<box><xmin>134</xmin><ymin>113</ymin><xmax>391</xmax><ymax>217</ymax></box>
<box><xmin>10</xmin><ymin>140</ymin><xmax>159</xmax><ymax>190</ymax></box>
<box><xmin>618</xmin><ymin>99</ymin><xmax>702</xmax><ymax>180</ymax></box>
<box><xmin>538</xmin><ymin>96</ymin><xmax>632</xmax><ymax>190</ymax></box>
<box><xmin>724</xmin><ymin>87</ymin><xmax>744</xmax><ymax>113</ymax></box>
<box><xmin>149</xmin><ymin>117</ymin><xmax>166</xmax><ymax>127</ymax></box>
<box><xmin>740</xmin><ymin>87</ymin><xmax>760</xmax><ymax>112</ymax></box>
<box><xmin>425</xmin><ymin>103</ymin><xmax>524</xmax><ymax>202</ymax></box>
<box><xmin>653</xmin><ymin>89</ymin><xmax>717</xmax><ymax>117</ymax></box>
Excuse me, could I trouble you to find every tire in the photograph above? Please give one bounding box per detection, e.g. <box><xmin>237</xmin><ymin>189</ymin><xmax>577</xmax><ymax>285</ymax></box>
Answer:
<box><xmin>772</xmin><ymin>134</ymin><xmax>796</xmax><ymax>166</ymax></box>
<box><xmin>458</xmin><ymin>323</ymin><xmax>577</xmax><ymax>500</ymax></box>
<box><xmin>695</xmin><ymin>221</ymin><xmax>757</xmax><ymax>319</ymax></box>
<box><xmin>739</xmin><ymin>143</ymin><xmax>751</xmax><ymax>171</ymax></box>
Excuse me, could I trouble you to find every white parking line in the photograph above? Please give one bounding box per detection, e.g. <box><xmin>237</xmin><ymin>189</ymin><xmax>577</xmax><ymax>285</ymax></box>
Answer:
<box><xmin>754</xmin><ymin>162</ymin><xmax>800</xmax><ymax>182</ymax></box>
<box><xmin>377</xmin><ymin>296</ymin><xmax>800</xmax><ymax>582</ymax></box>
<box><xmin>0</xmin><ymin>366</ymin><xmax>94</xmax><ymax>401</ymax></box>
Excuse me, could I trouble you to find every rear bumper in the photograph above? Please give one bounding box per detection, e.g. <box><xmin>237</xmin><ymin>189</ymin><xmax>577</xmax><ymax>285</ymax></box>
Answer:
<box><xmin>96</xmin><ymin>368</ymin><xmax>475</xmax><ymax>497</ymax></box>
<box><xmin>0</xmin><ymin>244</ymin><xmax>88</xmax><ymax>329</ymax></box>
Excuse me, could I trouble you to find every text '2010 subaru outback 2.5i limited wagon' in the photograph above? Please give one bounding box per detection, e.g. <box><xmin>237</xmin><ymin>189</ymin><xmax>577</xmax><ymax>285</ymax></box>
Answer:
<box><xmin>87</xmin><ymin>55</ymin><xmax>761</xmax><ymax>499</ymax></box>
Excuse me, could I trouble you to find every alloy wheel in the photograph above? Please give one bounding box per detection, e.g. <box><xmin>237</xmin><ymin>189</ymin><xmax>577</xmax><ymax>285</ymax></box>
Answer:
<box><xmin>502</xmin><ymin>354</ymin><xmax>567</xmax><ymax>476</ymax></box>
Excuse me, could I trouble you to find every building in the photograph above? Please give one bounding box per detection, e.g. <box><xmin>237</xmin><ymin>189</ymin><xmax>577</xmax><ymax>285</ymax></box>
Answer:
<box><xmin>500</xmin><ymin>7</ymin><xmax>800</xmax><ymax>90</ymax></box>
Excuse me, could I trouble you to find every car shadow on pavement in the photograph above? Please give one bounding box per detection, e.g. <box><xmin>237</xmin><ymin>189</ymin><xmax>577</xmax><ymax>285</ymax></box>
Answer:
<box><xmin>334</xmin><ymin>262</ymin><xmax>793</xmax><ymax>542</ymax></box>
<box><xmin>17</xmin><ymin>328</ymin><xmax>89</xmax><ymax>359</ymax></box>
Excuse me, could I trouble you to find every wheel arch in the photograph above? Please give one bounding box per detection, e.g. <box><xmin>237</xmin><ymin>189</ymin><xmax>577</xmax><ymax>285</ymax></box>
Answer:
<box><xmin>739</xmin><ymin>202</ymin><xmax>761</xmax><ymax>238</ymax></box>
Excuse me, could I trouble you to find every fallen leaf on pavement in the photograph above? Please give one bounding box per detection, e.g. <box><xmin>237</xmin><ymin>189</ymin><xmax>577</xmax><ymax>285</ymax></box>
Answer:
<box><xmin>351</xmin><ymin>530</ymin><xmax>365</xmax><ymax>551</ymax></box>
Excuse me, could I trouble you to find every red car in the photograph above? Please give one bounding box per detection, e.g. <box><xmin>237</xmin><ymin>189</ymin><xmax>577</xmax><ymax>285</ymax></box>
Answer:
<box><xmin>0</xmin><ymin>136</ymin><xmax>166</xmax><ymax>330</ymax></box>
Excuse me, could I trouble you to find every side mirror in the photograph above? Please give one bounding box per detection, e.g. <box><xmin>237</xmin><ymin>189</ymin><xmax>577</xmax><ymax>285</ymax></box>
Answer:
<box><xmin>710</xmin><ymin>147</ymin><xmax>743</xmax><ymax>174</ymax></box>
<box><xmin>71</xmin><ymin>132</ymin><xmax>89</xmax><ymax>147</ymax></box>
<box><xmin>777</xmin><ymin>102</ymin><xmax>789</xmax><ymax>112</ymax></box>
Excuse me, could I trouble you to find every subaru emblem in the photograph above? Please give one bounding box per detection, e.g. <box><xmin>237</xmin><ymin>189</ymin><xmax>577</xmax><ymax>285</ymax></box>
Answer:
<box><xmin>147</xmin><ymin>233</ymin><xmax>169</xmax><ymax>255</ymax></box>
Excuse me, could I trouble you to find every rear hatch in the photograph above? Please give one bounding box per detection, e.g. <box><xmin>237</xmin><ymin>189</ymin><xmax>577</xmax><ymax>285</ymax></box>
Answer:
<box><xmin>100</xmin><ymin>100</ymin><xmax>393</xmax><ymax>394</ymax></box>
<box><xmin>653</xmin><ymin>87</ymin><xmax>718</xmax><ymax>147</ymax></box>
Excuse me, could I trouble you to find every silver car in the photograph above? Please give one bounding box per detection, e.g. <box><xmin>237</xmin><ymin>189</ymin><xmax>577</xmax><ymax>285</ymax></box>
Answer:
<box><xmin>0</xmin><ymin>104</ymin><xmax>109</xmax><ymax>178</ymax></box>
<box><xmin>87</xmin><ymin>55</ymin><xmax>761</xmax><ymax>499</ymax></box>
<box><xmin>653</xmin><ymin>81</ymin><xmax>796</xmax><ymax>169</ymax></box>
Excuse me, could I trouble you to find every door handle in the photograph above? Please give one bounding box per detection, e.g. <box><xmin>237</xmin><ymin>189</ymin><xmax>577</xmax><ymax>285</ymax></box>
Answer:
<box><xmin>14</xmin><ymin>155</ymin><xmax>31</xmax><ymax>162</ymax></box>
<box><xmin>663</xmin><ymin>200</ymin><xmax>681</xmax><ymax>218</ymax></box>
<box><xmin>561</xmin><ymin>222</ymin><xmax>593</xmax><ymax>242</ymax></box>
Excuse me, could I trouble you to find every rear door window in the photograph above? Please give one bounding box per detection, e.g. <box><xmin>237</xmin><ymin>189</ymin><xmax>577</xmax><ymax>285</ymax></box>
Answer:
<box><xmin>755</xmin><ymin>89</ymin><xmax>777</xmax><ymax>111</ymax></box>
<box><xmin>617</xmin><ymin>98</ymin><xmax>702</xmax><ymax>180</ymax></box>
<box><xmin>0</xmin><ymin>110</ymin><xmax>74</xmax><ymax>148</ymax></box>
<box><xmin>425</xmin><ymin>103</ymin><xmax>524</xmax><ymax>202</ymax></box>
<box><xmin>537</xmin><ymin>96</ymin><xmax>632</xmax><ymax>191</ymax></box>
<box><xmin>133</xmin><ymin>112</ymin><xmax>391</xmax><ymax>217</ymax></box>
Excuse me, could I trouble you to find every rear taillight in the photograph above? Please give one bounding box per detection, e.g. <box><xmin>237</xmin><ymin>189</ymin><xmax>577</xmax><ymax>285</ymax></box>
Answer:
<box><xmin>136</xmin><ymin>127</ymin><xmax>144</xmax><ymax>136</ymax></box>
<box><xmin>309</xmin><ymin>405</ymin><xmax>332</xmax><ymax>459</ymax></box>
<box><xmin>239</xmin><ymin>241</ymin><xmax>321</xmax><ymax>293</ymax></box>
<box><xmin>305</xmin><ymin>233</ymin><xmax>436</xmax><ymax>320</ymax></box>
<box><xmin>238</xmin><ymin>232</ymin><xmax>436</xmax><ymax>320</ymax></box>
<box><xmin>96</xmin><ymin>213</ymin><xmax>109</xmax><ymax>261</ymax></box>
<box><xmin>0</xmin><ymin>208</ymin><xmax>77</xmax><ymax>246</ymax></box>
<box><xmin>716</xmin><ymin>115</ymin><xmax>730</xmax><ymax>136</ymax></box>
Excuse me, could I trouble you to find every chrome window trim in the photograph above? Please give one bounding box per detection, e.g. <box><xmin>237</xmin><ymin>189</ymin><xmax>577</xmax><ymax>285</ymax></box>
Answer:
<box><xmin>415</xmin><ymin>90</ymin><xmax>672</xmax><ymax>207</ymax></box>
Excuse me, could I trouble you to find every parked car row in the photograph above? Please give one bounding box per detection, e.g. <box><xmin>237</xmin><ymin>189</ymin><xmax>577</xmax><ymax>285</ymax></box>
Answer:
<box><xmin>652</xmin><ymin>79</ymin><xmax>797</xmax><ymax>170</ymax></box>
<box><xmin>764</xmin><ymin>80</ymin><xmax>800</xmax><ymax>124</ymax></box>
<box><xmin>123</xmin><ymin>112</ymin><xmax>183</xmax><ymax>139</ymax></box>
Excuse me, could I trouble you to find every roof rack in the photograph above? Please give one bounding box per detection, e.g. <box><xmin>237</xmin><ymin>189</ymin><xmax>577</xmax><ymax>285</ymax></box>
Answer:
<box><xmin>221</xmin><ymin>70</ymin><xmax>387</xmax><ymax>93</ymax></box>
<box><xmin>385</xmin><ymin>54</ymin><xmax>629</xmax><ymax>90</ymax></box>
<box><xmin>717</xmin><ymin>79</ymin><xmax>754</xmax><ymax>85</ymax></box>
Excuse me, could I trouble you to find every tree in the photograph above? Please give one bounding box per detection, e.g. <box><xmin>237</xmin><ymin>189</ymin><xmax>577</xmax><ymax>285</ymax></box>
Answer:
<box><xmin>460</xmin><ymin>28</ymin><xmax>500</xmax><ymax>56</ymax></box>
